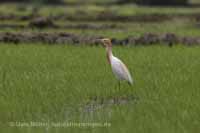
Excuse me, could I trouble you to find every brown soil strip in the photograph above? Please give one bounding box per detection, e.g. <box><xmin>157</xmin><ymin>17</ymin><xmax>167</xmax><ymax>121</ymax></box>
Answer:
<box><xmin>0</xmin><ymin>32</ymin><xmax>199</xmax><ymax>46</ymax></box>
<box><xmin>0</xmin><ymin>17</ymin><xmax>122</xmax><ymax>29</ymax></box>
<box><xmin>0</xmin><ymin>23</ymin><xmax>121</xmax><ymax>29</ymax></box>
<box><xmin>0</xmin><ymin>13</ymin><xmax>200</xmax><ymax>22</ymax></box>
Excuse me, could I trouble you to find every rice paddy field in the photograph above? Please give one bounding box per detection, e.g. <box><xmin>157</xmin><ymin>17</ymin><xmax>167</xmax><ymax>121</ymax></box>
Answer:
<box><xmin>0</xmin><ymin>0</ymin><xmax>200</xmax><ymax>133</ymax></box>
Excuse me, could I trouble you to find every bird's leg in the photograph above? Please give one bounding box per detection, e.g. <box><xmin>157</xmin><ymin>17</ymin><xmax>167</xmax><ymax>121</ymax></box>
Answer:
<box><xmin>118</xmin><ymin>81</ymin><xmax>121</xmax><ymax>91</ymax></box>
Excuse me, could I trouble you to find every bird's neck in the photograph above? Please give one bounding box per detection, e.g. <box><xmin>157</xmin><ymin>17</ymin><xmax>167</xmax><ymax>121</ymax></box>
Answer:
<box><xmin>106</xmin><ymin>46</ymin><xmax>113</xmax><ymax>64</ymax></box>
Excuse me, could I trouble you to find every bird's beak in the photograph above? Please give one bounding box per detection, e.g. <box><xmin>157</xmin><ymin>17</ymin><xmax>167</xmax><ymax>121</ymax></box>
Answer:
<box><xmin>95</xmin><ymin>39</ymin><xmax>105</xmax><ymax>46</ymax></box>
<box><xmin>96</xmin><ymin>39</ymin><xmax>103</xmax><ymax>43</ymax></box>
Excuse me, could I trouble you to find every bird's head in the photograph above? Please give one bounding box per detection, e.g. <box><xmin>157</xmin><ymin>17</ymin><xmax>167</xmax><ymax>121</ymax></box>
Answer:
<box><xmin>96</xmin><ymin>38</ymin><xmax>112</xmax><ymax>47</ymax></box>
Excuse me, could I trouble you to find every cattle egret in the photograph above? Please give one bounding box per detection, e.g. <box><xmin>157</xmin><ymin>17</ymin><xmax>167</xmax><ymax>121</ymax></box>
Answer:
<box><xmin>98</xmin><ymin>38</ymin><xmax>133</xmax><ymax>89</ymax></box>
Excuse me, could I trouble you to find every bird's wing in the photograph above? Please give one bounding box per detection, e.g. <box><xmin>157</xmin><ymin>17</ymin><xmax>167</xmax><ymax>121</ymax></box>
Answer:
<box><xmin>111</xmin><ymin>56</ymin><xmax>133</xmax><ymax>84</ymax></box>
<box><xmin>119</xmin><ymin>61</ymin><xmax>133</xmax><ymax>84</ymax></box>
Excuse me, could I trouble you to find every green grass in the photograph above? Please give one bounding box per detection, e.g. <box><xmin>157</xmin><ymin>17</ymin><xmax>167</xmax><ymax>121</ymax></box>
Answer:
<box><xmin>1</xmin><ymin>3</ymin><xmax>200</xmax><ymax>17</ymax></box>
<box><xmin>0</xmin><ymin>44</ymin><xmax>200</xmax><ymax>133</ymax></box>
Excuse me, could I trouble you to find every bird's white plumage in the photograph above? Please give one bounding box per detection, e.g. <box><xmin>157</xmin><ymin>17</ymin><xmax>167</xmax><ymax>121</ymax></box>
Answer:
<box><xmin>99</xmin><ymin>38</ymin><xmax>133</xmax><ymax>86</ymax></box>
<box><xmin>110</xmin><ymin>55</ymin><xmax>133</xmax><ymax>84</ymax></box>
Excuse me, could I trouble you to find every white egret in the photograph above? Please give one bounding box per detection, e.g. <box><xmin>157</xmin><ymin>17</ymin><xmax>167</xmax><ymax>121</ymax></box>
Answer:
<box><xmin>98</xmin><ymin>38</ymin><xmax>133</xmax><ymax>89</ymax></box>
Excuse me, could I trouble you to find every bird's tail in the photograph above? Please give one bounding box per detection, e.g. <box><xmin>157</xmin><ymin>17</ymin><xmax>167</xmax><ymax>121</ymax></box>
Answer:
<box><xmin>128</xmin><ymin>75</ymin><xmax>133</xmax><ymax>85</ymax></box>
